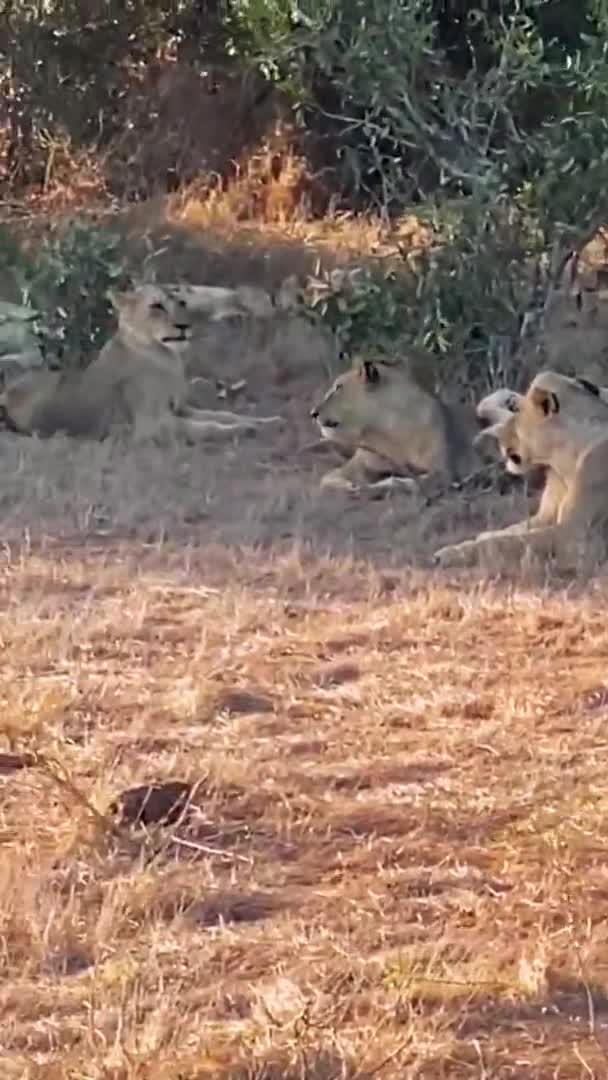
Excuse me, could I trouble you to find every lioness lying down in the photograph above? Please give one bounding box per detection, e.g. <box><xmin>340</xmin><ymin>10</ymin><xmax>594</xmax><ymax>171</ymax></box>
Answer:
<box><xmin>310</xmin><ymin>358</ymin><xmax>489</xmax><ymax>492</ymax></box>
<box><xmin>435</xmin><ymin>371</ymin><xmax>608</xmax><ymax>567</ymax></box>
<box><xmin>0</xmin><ymin>285</ymin><xmax>281</xmax><ymax>441</ymax></box>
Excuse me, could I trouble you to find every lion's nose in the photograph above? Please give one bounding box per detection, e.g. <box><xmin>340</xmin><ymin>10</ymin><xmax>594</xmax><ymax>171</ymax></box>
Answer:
<box><xmin>310</xmin><ymin>407</ymin><xmax>319</xmax><ymax>419</ymax></box>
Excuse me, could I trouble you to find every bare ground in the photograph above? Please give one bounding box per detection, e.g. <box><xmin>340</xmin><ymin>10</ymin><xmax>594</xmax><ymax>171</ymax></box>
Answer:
<box><xmin>3</xmin><ymin>214</ymin><xmax>608</xmax><ymax>1079</ymax></box>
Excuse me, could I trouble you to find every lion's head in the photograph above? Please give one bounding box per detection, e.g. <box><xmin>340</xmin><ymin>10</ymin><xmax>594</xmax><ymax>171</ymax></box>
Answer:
<box><xmin>108</xmin><ymin>285</ymin><xmax>193</xmax><ymax>351</ymax></box>
<box><xmin>476</xmin><ymin>388</ymin><xmax>521</xmax><ymax>427</ymax></box>
<box><xmin>310</xmin><ymin>358</ymin><xmax>437</xmax><ymax>451</ymax></box>
<box><xmin>476</xmin><ymin>371</ymin><xmax>608</xmax><ymax>475</ymax></box>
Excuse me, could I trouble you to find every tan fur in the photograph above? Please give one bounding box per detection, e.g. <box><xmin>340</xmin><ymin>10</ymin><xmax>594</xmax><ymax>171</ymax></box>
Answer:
<box><xmin>476</xmin><ymin>388</ymin><xmax>522</xmax><ymax>425</ymax></box>
<box><xmin>434</xmin><ymin>371</ymin><xmax>608</xmax><ymax>568</ymax></box>
<box><xmin>0</xmin><ymin>285</ymin><xmax>281</xmax><ymax>442</ymax></box>
<box><xmin>164</xmin><ymin>283</ymin><xmax>276</xmax><ymax>320</ymax></box>
<box><xmin>310</xmin><ymin>358</ymin><xmax>485</xmax><ymax>492</ymax></box>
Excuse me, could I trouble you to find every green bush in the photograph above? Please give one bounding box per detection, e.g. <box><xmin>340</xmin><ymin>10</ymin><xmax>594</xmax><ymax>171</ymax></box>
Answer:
<box><xmin>228</xmin><ymin>1</ymin><xmax>607</xmax><ymax>204</ymax></box>
<box><xmin>3</xmin><ymin>1</ymin><xmax>608</xmax><ymax>396</ymax></box>
<box><xmin>0</xmin><ymin>222</ymin><xmax>131</xmax><ymax>368</ymax></box>
<box><xmin>232</xmin><ymin>0</ymin><xmax>608</xmax><ymax>390</ymax></box>
<box><xmin>300</xmin><ymin>195</ymin><xmax>541</xmax><ymax>393</ymax></box>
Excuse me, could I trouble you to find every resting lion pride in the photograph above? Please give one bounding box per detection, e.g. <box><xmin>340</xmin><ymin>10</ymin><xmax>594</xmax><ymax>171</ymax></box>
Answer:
<box><xmin>0</xmin><ymin>284</ymin><xmax>281</xmax><ymax>442</ymax></box>
<box><xmin>311</xmin><ymin>355</ymin><xmax>608</xmax><ymax>566</ymax></box>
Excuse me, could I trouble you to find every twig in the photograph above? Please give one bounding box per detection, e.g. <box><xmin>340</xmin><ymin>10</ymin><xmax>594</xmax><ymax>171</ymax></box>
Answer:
<box><xmin>572</xmin><ymin>1044</ymin><xmax>595</xmax><ymax>1078</ymax></box>
<box><xmin>422</xmin><ymin>461</ymin><xmax>501</xmax><ymax>508</ymax></box>
<box><xmin>577</xmin><ymin>948</ymin><xmax>608</xmax><ymax>1066</ymax></box>
<box><xmin>451</xmin><ymin>461</ymin><xmax>502</xmax><ymax>492</ymax></box>
<box><xmin>353</xmin><ymin>1035</ymin><xmax>414</xmax><ymax>1079</ymax></box>
<box><xmin>169</xmin><ymin>835</ymin><xmax>253</xmax><ymax>864</ymax></box>
<box><xmin>472</xmin><ymin>1038</ymin><xmax>488</xmax><ymax>1079</ymax></box>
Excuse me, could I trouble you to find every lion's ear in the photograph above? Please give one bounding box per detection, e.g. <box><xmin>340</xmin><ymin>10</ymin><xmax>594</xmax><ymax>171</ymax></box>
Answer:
<box><xmin>359</xmin><ymin>359</ymin><xmax>380</xmax><ymax>385</ymax></box>
<box><xmin>529</xmin><ymin>385</ymin><xmax>560</xmax><ymax>417</ymax></box>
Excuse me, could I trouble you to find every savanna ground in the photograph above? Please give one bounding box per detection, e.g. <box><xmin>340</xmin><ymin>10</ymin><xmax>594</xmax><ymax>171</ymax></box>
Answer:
<box><xmin>3</xmin><ymin>200</ymin><xmax>608</xmax><ymax>1080</ymax></box>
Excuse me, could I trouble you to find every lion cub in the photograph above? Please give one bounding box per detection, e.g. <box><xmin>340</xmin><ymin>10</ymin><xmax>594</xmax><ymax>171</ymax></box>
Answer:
<box><xmin>434</xmin><ymin>371</ymin><xmax>608</xmax><ymax>567</ymax></box>
<box><xmin>0</xmin><ymin>284</ymin><xmax>280</xmax><ymax>442</ymax></box>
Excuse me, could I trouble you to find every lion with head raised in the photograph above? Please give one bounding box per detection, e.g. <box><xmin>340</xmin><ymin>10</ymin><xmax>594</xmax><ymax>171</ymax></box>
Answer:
<box><xmin>310</xmin><ymin>356</ymin><xmax>489</xmax><ymax>492</ymax></box>
<box><xmin>0</xmin><ymin>284</ymin><xmax>281</xmax><ymax>441</ymax></box>
<box><xmin>435</xmin><ymin>371</ymin><xmax>608</xmax><ymax>567</ymax></box>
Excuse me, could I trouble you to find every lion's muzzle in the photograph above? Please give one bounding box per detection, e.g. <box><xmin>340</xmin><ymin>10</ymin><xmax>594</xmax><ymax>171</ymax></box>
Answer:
<box><xmin>311</xmin><ymin>408</ymin><xmax>339</xmax><ymax>441</ymax></box>
<box><xmin>310</xmin><ymin>406</ymin><xmax>338</xmax><ymax>429</ymax></box>
<box><xmin>162</xmin><ymin>324</ymin><xmax>191</xmax><ymax>344</ymax></box>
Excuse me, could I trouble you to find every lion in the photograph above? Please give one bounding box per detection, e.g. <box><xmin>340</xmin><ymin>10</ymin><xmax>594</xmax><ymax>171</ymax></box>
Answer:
<box><xmin>476</xmin><ymin>387</ymin><xmax>524</xmax><ymax>426</ymax></box>
<box><xmin>0</xmin><ymin>284</ymin><xmax>281</xmax><ymax>442</ymax></box>
<box><xmin>162</xmin><ymin>283</ymin><xmax>277</xmax><ymax>320</ymax></box>
<box><xmin>434</xmin><ymin>371</ymin><xmax>608</xmax><ymax>568</ymax></box>
<box><xmin>310</xmin><ymin>357</ymin><xmax>490</xmax><ymax>493</ymax></box>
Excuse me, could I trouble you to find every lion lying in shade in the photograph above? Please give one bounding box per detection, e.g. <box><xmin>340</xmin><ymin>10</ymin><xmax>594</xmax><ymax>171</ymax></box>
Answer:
<box><xmin>0</xmin><ymin>284</ymin><xmax>281</xmax><ymax>442</ymax></box>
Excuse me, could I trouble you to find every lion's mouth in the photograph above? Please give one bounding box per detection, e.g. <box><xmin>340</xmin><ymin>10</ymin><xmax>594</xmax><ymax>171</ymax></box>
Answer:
<box><xmin>505</xmin><ymin>451</ymin><xmax>524</xmax><ymax>475</ymax></box>
<box><xmin>313</xmin><ymin>413</ymin><xmax>338</xmax><ymax>430</ymax></box>
<box><xmin>162</xmin><ymin>333</ymin><xmax>189</xmax><ymax>344</ymax></box>
<box><xmin>319</xmin><ymin>421</ymin><xmax>339</xmax><ymax>439</ymax></box>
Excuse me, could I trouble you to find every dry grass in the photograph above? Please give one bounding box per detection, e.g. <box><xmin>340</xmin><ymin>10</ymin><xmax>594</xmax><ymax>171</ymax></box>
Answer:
<box><xmin>3</xmin><ymin>523</ymin><xmax>608</xmax><ymax>1079</ymax></box>
<box><xmin>165</xmin><ymin>126</ymin><xmax>432</xmax><ymax>265</ymax></box>
<box><xmin>3</xmin><ymin>203</ymin><xmax>608</xmax><ymax>1078</ymax></box>
<box><xmin>3</xmin><ymin>377</ymin><xmax>608</xmax><ymax>1078</ymax></box>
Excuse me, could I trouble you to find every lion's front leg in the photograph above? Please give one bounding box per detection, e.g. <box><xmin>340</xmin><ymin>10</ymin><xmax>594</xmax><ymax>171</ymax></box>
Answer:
<box><xmin>434</xmin><ymin>522</ymin><xmax>561</xmax><ymax>568</ymax></box>
<box><xmin>320</xmin><ymin>448</ymin><xmax>415</xmax><ymax>492</ymax></box>
<box><xmin>180</xmin><ymin>405</ymin><xmax>281</xmax><ymax>427</ymax></box>
<box><xmin>172</xmin><ymin>415</ymin><xmax>276</xmax><ymax>440</ymax></box>
<box><xmin>464</xmin><ymin>470</ymin><xmax>566</xmax><ymax>547</ymax></box>
<box><xmin>474</xmin><ymin>518</ymin><xmax>542</xmax><ymax>543</ymax></box>
<box><xmin>131</xmin><ymin>410</ymin><xmax>172</xmax><ymax>445</ymax></box>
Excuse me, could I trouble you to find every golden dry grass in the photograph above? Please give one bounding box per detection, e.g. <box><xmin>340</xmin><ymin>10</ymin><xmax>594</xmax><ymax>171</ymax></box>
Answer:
<box><xmin>3</xmin><ymin>198</ymin><xmax>608</xmax><ymax>1078</ymax></box>
<box><xmin>1</xmin><ymin>129</ymin><xmax>432</xmax><ymax>288</ymax></box>
<box><xmin>2</xmin><ymin>414</ymin><xmax>608</xmax><ymax>1079</ymax></box>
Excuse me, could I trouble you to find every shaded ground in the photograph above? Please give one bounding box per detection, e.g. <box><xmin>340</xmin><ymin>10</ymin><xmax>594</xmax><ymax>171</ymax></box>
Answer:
<box><xmin>0</xmin><ymin>413</ymin><xmax>532</xmax><ymax>570</ymax></box>
<box><xmin>0</xmin><ymin>203</ymin><xmax>529</xmax><ymax>569</ymax></box>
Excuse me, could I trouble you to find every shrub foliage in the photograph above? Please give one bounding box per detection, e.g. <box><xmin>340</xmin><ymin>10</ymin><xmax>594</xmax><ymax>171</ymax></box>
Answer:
<box><xmin>2</xmin><ymin>1</ymin><xmax>608</xmax><ymax>385</ymax></box>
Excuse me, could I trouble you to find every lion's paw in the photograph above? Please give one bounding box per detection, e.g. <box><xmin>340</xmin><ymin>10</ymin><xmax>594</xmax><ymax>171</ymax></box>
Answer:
<box><xmin>433</xmin><ymin>539</ymin><xmax>479</xmax><ymax>568</ymax></box>
<box><xmin>368</xmin><ymin>475</ymin><xmax>418</xmax><ymax>493</ymax></box>
<box><xmin>319</xmin><ymin>470</ymin><xmax>358</xmax><ymax>493</ymax></box>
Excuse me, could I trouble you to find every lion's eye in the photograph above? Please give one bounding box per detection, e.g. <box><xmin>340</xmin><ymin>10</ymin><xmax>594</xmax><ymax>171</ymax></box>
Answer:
<box><xmin>508</xmin><ymin>449</ymin><xmax>522</xmax><ymax>466</ymax></box>
<box><xmin>150</xmin><ymin>302</ymin><xmax>166</xmax><ymax>313</ymax></box>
